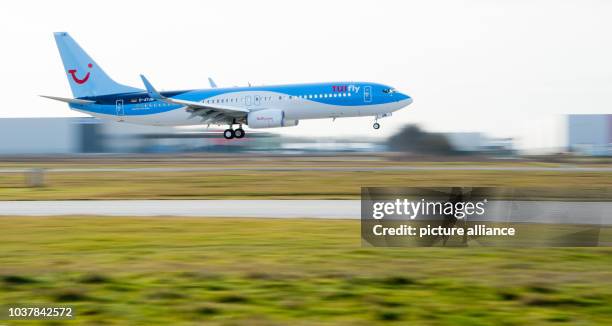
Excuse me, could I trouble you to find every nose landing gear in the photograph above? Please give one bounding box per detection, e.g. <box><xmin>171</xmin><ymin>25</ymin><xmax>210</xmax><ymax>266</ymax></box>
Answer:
<box><xmin>372</xmin><ymin>113</ymin><xmax>392</xmax><ymax>130</ymax></box>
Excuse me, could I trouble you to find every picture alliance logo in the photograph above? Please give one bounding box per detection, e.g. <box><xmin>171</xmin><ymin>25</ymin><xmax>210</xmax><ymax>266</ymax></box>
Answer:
<box><xmin>372</xmin><ymin>198</ymin><xmax>488</xmax><ymax>220</ymax></box>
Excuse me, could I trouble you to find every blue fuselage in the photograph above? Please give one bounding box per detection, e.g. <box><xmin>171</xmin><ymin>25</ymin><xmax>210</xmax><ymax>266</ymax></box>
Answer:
<box><xmin>70</xmin><ymin>81</ymin><xmax>412</xmax><ymax>126</ymax></box>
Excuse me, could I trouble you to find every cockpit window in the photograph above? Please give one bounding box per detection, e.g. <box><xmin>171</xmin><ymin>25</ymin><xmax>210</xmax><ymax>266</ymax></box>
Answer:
<box><xmin>382</xmin><ymin>88</ymin><xmax>397</xmax><ymax>94</ymax></box>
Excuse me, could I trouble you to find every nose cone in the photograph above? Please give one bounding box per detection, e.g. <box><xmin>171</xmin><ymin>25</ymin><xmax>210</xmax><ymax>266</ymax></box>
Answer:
<box><xmin>397</xmin><ymin>92</ymin><xmax>413</xmax><ymax>106</ymax></box>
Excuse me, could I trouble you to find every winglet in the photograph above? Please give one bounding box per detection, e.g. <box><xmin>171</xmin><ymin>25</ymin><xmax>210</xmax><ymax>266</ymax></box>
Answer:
<box><xmin>208</xmin><ymin>77</ymin><xmax>217</xmax><ymax>88</ymax></box>
<box><xmin>140</xmin><ymin>74</ymin><xmax>164</xmax><ymax>100</ymax></box>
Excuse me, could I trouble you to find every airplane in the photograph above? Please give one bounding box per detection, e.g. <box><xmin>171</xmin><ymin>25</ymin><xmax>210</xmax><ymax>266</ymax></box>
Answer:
<box><xmin>43</xmin><ymin>32</ymin><xmax>413</xmax><ymax>139</ymax></box>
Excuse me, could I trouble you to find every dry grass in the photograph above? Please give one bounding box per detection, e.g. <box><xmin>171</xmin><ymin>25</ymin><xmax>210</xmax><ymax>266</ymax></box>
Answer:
<box><xmin>1</xmin><ymin>170</ymin><xmax>611</xmax><ymax>200</ymax></box>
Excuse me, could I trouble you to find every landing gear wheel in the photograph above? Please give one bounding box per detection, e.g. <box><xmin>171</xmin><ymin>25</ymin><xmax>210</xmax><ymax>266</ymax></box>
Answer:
<box><xmin>234</xmin><ymin>128</ymin><xmax>245</xmax><ymax>139</ymax></box>
<box><xmin>373</xmin><ymin>122</ymin><xmax>380</xmax><ymax>130</ymax></box>
<box><xmin>223</xmin><ymin>129</ymin><xmax>235</xmax><ymax>139</ymax></box>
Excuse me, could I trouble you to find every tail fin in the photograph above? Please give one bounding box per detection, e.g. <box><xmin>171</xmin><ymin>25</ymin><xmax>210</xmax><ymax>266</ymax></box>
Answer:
<box><xmin>53</xmin><ymin>32</ymin><xmax>141</xmax><ymax>98</ymax></box>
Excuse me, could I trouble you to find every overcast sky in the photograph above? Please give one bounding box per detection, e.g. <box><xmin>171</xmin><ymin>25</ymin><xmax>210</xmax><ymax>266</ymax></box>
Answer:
<box><xmin>1</xmin><ymin>0</ymin><xmax>611</xmax><ymax>151</ymax></box>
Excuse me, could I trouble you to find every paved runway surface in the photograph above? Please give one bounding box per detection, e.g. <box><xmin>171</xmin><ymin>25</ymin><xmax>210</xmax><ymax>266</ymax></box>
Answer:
<box><xmin>0</xmin><ymin>200</ymin><xmax>609</xmax><ymax>224</ymax></box>
<box><xmin>1</xmin><ymin>166</ymin><xmax>612</xmax><ymax>173</ymax></box>
<box><xmin>0</xmin><ymin>200</ymin><xmax>360</xmax><ymax>219</ymax></box>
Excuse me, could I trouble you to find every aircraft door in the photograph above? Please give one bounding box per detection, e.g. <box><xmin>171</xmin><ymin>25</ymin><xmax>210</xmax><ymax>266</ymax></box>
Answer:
<box><xmin>115</xmin><ymin>99</ymin><xmax>124</xmax><ymax>120</ymax></box>
<box><xmin>364</xmin><ymin>86</ymin><xmax>372</xmax><ymax>103</ymax></box>
<box><xmin>254</xmin><ymin>95</ymin><xmax>261</xmax><ymax>106</ymax></box>
<box><xmin>245</xmin><ymin>95</ymin><xmax>252</xmax><ymax>106</ymax></box>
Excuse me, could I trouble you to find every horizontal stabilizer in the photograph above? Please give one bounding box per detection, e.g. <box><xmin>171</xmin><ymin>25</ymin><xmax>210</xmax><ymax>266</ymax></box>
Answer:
<box><xmin>40</xmin><ymin>95</ymin><xmax>95</xmax><ymax>105</ymax></box>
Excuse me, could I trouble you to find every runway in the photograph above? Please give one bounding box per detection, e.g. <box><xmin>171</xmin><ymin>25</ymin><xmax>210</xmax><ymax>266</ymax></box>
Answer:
<box><xmin>0</xmin><ymin>200</ymin><xmax>360</xmax><ymax>219</ymax></box>
<box><xmin>0</xmin><ymin>200</ymin><xmax>610</xmax><ymax>224</ymax></box>
<box><xmin>1</xmin><ymin>166</ymin><xmax>612</xmax><ymax>173</ymax></box>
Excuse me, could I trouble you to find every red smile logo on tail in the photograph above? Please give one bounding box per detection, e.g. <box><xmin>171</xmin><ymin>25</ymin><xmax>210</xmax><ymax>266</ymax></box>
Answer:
<box><xmin>68</xmin><ymin>63</ymin><xmax>92</xmax><ymax>84</ymax></box>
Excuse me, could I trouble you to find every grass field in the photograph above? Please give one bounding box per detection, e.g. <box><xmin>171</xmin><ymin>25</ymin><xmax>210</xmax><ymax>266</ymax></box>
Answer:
<box><xmin>1</xmin><ymin>217</ymin><xmax>611</xmax><ymax>325</ymax></box>
<box><xmin>0</xmin><ymin>156</ymin><xmax>610</xmax><ymax>200</ymax></box>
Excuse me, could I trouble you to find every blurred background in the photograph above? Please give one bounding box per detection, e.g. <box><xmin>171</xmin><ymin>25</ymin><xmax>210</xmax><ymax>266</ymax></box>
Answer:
<box><xmin>0</xmin><ymin>115</ymin><xmax>609</xmax><ymax>156</ymax></box>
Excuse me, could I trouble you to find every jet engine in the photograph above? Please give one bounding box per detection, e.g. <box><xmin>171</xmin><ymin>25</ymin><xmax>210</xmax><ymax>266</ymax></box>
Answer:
<box><xmin>247</xmin><ymin>109</ymin><xmax>299</xmax><ymax>128</ymax></box>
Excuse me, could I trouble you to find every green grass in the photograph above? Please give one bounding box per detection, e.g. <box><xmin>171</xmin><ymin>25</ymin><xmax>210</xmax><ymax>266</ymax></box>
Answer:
<box><xmin>1</xmin><ymin>170</ymin><xmax>612</xmax><ymax>200</ymax></box>
<box><xmin>1</xmin><ymin>217</ymin><xmax>611</xmax><ymax>325</ymax></box>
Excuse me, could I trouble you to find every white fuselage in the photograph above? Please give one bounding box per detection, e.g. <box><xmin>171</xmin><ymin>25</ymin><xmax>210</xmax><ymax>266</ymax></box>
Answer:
<box><xmin>73</xmin><ymin>89</ymin><xmax>413</xmax><ymax>127</ymax></box>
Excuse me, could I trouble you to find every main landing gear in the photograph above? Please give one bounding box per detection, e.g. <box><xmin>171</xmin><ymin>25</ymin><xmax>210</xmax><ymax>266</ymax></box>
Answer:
<box><xmin>373</xmin><ymin>122</ymin><xmax>380</xmax><ymax>130</ymax></box>
<box><xmin>223</xmin><ymin>125</ymin><xmax>246</xmax><ymax>139</ymax></box>
<box><xmin>223</xmin><ymin>129</ymin><xmax>234</xmax><ymax>139</ymax></box>
<box><xmin>234</xmin><ymin>128</ymin><xmax>245</xmax><ymax>138</ymax></box>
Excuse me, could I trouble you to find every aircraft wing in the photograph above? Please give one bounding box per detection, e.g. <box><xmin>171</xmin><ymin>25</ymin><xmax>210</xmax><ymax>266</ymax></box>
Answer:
<box><xmin>158</xmin><ymin>97</ymin><xmax>249</xmax><ymax>116</ymax></box>
<box><xmin>140</xmin><ymin>75</ymin><xmax>249</xmax><ymax>123</ymax></box>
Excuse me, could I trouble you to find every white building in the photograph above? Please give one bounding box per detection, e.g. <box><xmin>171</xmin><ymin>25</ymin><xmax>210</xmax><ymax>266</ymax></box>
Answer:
<box><xmin>0</xmin><ymin>118</ymin><xmax>80</xmax><ymax>154</ymax></box>
<box><xmin>568</xmin><ymin>114</ymin><xmax>612</xmax><ymax>156</ymax></box>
